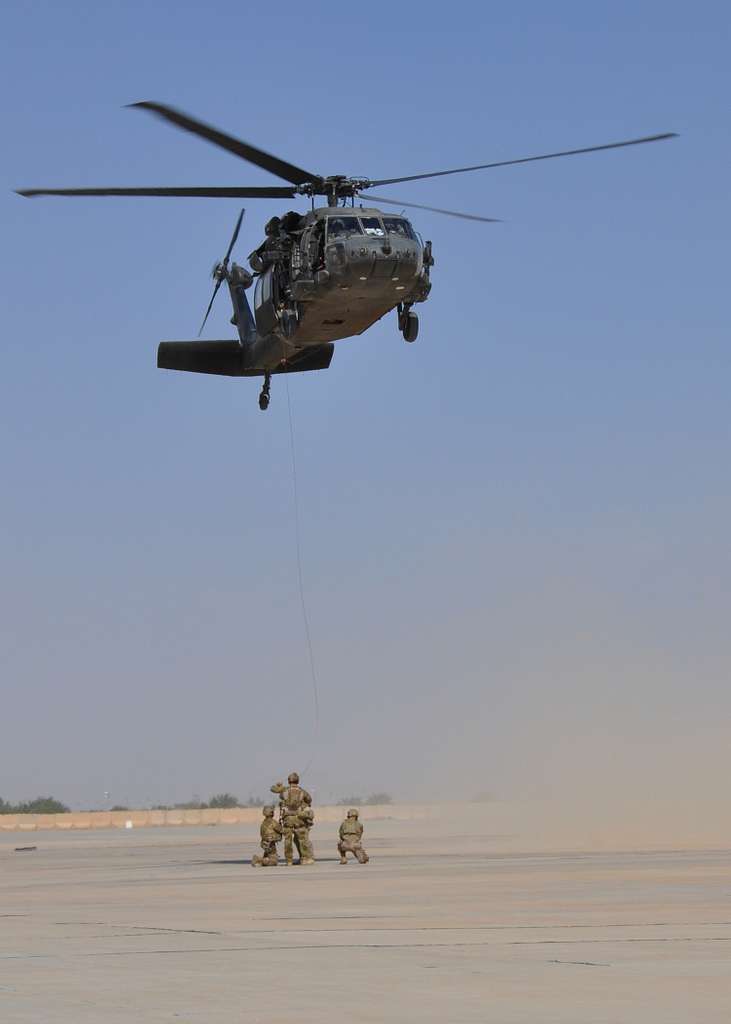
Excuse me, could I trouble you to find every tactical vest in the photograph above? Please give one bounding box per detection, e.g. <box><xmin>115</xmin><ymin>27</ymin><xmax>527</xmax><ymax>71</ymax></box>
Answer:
<box><xmin>281</xmin><ymin>785</ymin><xmax>306</xmax><ymax>813</ymax></box>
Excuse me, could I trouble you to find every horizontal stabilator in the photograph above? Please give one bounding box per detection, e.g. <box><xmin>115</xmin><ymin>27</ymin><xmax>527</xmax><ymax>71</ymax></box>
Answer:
<box><xmin>157</xmin><ymin>341</ymin><xmax>334</xmax><ymax>376</ymax></box>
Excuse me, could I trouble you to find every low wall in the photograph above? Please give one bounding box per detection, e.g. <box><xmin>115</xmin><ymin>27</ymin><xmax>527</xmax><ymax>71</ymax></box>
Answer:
<box><xmin>0</xmin><ymin>803</ymin><xmax>429</xmax><ymax>832</ymax></box>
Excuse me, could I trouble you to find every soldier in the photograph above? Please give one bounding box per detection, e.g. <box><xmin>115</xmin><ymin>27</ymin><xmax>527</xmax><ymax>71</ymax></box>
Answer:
<box><xmin>248</xmin><ymin>215</ymin><xmax>286</xmax><ymax>272</ymax></box>
<box><xmin>299</xmin><ymin>802</ymin><xmax>315</xmax><ymax>857</ymax></box>
<box><xmin>338</xmin><ymin>808</ymin><xmax>369</xmax><ymax>865</ymax></box>
<box><xmin>251</xmin><ymin>805</ymin><xmax>282</xmax><ymax>867</ymax></box>
<box><xmin>271</xmin><ymin>772</ymin><xmax>315</xmax><ymax>865</ymax></box>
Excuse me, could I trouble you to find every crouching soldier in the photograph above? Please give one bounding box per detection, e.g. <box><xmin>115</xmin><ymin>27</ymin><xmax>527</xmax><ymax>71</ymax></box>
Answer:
<box><xmin>338</xmin><ymin>808</ymin><xmax>369</xmax><ymax>864</ymax></box>
<box><xmin>251</xmin><ymin>805</ymin><xmax>282</xmax><ymax>866</ymax></box>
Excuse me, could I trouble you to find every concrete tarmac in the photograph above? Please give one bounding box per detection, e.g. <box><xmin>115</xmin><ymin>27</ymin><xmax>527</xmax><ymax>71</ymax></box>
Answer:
<box><xmin>1</xmin><ymin>817</ymin><xmax>729</xmax><ymax>1022</ymax></box>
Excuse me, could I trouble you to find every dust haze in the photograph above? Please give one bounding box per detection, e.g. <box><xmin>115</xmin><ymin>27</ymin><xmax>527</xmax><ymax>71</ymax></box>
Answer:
<box><xmin>3</xmin><ymin>501</ymin><xmax>728</xmax><ymax>852</ymax></box>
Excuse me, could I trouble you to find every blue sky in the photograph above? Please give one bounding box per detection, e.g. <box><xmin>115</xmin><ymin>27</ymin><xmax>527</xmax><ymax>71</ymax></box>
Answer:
<box><xmin>1</xmin><ymin>1</ymin><xmax>729</xmax><ymax>809</ymax></box>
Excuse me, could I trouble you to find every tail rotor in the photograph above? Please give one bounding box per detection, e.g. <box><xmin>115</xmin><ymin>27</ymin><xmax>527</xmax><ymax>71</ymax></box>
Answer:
<box><xmin>198</xmin><ymin>208</ymin><xmax>245</xmax><ymax>336</ymax></box>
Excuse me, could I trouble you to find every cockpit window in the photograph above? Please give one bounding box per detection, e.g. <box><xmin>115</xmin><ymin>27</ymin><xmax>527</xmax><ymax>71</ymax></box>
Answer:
<box><xmin>383</xmin><ymin>217</ymin><xmax>415</xmax><ymax>239</ymax></box>
<box><xmin>360</xmin><ymin>217</ymin><xmax>385</xmax><ymax>237</ymax></box>
<box><xmin>327</xmin><ymin>216</ymin><xmax>362</xmax><ymax>238</ymax></box>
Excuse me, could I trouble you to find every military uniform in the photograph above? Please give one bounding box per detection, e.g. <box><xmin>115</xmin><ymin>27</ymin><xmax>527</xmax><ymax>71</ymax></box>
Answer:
<box><xmin>338</xmin><ymin>809</ymin><xmax>369</xmax><ymax>864</ymax></box>
<box><xmin>271</xmin><ymin>772</ymin><xmax>315</xmax><ymax>865</ymax></box>
<box><xmin>251</xmin><ymin>806</ymin><xmax>282</xmax><ymax>866</ymax></box>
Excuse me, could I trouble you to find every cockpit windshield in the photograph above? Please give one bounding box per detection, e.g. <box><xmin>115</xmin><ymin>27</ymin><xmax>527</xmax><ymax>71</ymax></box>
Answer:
<box><xmin>327</xmin><ymin>214</ymin><xmax>416</xmax><ymax>240</ymax></box>
<box><xmin>360</xmin><ymin>217</ymin><xmax>385</xmax><ymax>237</ymax></box>
<box><xmin>327</xmin><ymin>216</ymin><xmax>362</xmax><ymax>238</ymax></box>
<box><xmin>383</xmin><ymin>217</ymin><xmax>416</xmax><ymax>239</ymax></box>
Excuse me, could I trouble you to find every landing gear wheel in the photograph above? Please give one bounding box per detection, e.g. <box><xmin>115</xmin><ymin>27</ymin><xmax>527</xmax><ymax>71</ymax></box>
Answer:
<box><xmin>402</xmin><ymin>312</ymin><xmax>419</xmax><ymax>343</ymax></box>
<box><xmin>258</xmin><ymin>373</ymin><xmax>271</xmax><ymax>411</ymax></box>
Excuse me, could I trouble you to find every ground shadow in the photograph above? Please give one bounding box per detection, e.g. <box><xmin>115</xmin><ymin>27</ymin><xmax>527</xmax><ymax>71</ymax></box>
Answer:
<box><xmin>194</xmin><ymin>856</ymin><xmax>344</xmax><ymax>866</ymax></box>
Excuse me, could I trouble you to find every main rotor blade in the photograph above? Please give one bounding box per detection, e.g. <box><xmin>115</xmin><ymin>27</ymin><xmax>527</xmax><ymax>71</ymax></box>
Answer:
<box><xmin>199</xmin><ymin>278</ymin><xmax>224</xmax><ymax>337</ymax></box>
<box><xmin>16</xmin><ymin>186</ymin><xmax>297</xmax><ymax>198</ymax></box>
<box><xmin>369</xmin><ymin>133</ymin><xmax>678</xmax><ymax>188</ymax></box>
<box><xmin>358</xmin><ymin>193</ymin><xmax>501</xmax><ymax>223</ymax></box>
<box><xmin>130</xmin><ymin>102</ymin><xmax>320</xmax><ymax>186</ymax></box>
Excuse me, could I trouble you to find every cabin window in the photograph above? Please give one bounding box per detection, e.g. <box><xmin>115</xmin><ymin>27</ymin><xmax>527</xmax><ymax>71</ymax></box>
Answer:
<box><xmin>261</xmin><ymin>268</ymin><xmax>272</xmax><ymax>303</ymax></box>
<box><xmin>254</xmin><ymin>266</ymin><xmax>273</xmax><ymax>310</ymax></box>
<box><xmin>327</xmin><ymin>216</ymin><xmax>362</xmax><ymax>238</ymax></box>
<box><xmin>253</xmin><ymin>266</ymin><xmax>278</xmax><ymax>336</ymax></box>
<box><xmin>360</xmin><ymin>217</ymin><xmax>385</xmax><ymax>237</ymax></box>
<box><xmin>383</xmin><ymin>217</ymin><xmax>415</xmax><ymax>239</ymax></box>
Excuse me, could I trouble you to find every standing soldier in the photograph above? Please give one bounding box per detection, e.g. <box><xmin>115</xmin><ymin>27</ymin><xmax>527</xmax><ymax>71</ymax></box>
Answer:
<box><xmin>338</xmin><ymin>808</ymin><xmax>369</xmax><ymax>865</ymax></box>
<box><xmin>271</xmin><ymin>772</ymin><xmax>315</xmax><ymax>866</ymax></box>
<box><xmin>300</xmin><ymin>802</ymin><xmax>315</xmax><ymax>857</ymax></box>
<box><xmin>251</xmin><ymin>805</ymin><xmax>282</xmax><ymax>866</ymax></box>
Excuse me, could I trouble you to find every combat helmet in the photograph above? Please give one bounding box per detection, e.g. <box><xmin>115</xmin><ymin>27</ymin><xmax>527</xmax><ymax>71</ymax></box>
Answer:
<box><xmin>288</xmin><ymin>772</ymin><xmax>300</xmax><ymax>784</ymax></box>
<box><xmin>347</xmin><ymin>808</ymin><xmax>359</xmax><ymax>818</ymax></box>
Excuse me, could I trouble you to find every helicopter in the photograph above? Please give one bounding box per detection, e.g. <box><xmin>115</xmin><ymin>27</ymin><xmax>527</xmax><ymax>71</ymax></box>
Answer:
<box><xmin>17</xmin><ymin>102</ymin><xmax>676</xmax><ymax>410</ymax></box>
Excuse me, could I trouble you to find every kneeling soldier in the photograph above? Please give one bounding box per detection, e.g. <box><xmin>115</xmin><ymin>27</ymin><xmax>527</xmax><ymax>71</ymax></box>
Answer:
<box><xmin>338</xmin><ymin>808</ymin><xmax>369</xmax><ymax>864</ymax></box>
<box><xmin>251</xmin><ymin>805</ymin><xmax>282</xmax><ymax>866</ymax></box>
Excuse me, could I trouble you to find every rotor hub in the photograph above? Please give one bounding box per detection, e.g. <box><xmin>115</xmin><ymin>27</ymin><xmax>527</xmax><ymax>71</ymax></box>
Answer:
<box><xmin>295</xmin><ymin>176</ymin><xmax>371</xmax><ymax>200</ymax></box>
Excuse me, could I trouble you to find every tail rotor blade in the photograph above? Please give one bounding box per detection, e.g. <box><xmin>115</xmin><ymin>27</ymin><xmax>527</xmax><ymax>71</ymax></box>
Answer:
<box><xmin>198</xmin><ymin>278</ymin><xmax>223</xmax><ymax>337</ymax></box>
<box><xmin>223</xmin><ymin>208</ymin><xmax>245</xmax><ymax>266</ymax></box>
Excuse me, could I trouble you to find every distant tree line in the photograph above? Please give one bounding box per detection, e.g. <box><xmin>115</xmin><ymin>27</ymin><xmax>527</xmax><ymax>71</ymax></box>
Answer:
<box><xmin>0</xmin><ymin>792</ymin><xmax>396</xmax><ymax>815</ymax></box>
<box><xmin>151</xmin><ymin>793</ymin><xmax>267</xmax><ymax>811</ymax></box>
<box><xmin>0</xmin><ymin>796</ymin><xmax>70</xmax><ymax>815</ymax></box>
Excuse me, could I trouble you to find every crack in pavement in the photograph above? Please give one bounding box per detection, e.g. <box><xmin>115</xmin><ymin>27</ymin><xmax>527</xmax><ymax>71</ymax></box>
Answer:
<box><xmin>41</xmin><ymin>920</ymin><xmax>731</xmax><ymax>935</ymax></box>
<box><xmin>52</xmin><ymin>922</ymin><xmax>221</xmax><ymax>935</ymax></box>
<box><xmin>548</xmin><ymin>959</ymin><xmax>611</xmax><ymax>966</ymax></box>
<box><xmin>2</xmin><ymin>935</ymin><xmax>730</xmax><ymax>960</ymax></box>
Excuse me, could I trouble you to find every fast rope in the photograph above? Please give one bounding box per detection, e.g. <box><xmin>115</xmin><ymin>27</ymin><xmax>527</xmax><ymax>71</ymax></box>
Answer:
<box><xmin>285</xmin><ymin>378</ymin><xmax>320</xmax><ymax>774</ymax></box>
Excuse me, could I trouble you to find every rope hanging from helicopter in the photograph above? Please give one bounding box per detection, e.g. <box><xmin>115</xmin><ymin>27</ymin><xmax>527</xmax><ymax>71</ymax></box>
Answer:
<box><xmin>285</xmin><ymin>379</ymin><xmax>321</xmax><ymax>774</ymax></box>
